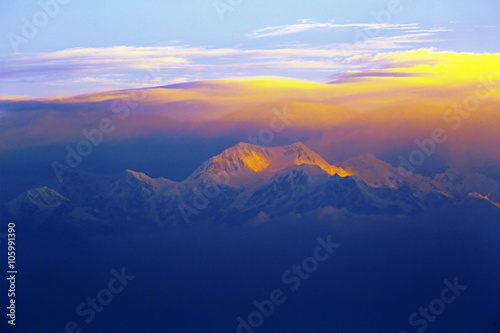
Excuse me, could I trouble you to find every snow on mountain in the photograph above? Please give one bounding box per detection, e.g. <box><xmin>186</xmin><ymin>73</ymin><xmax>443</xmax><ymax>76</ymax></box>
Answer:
<box><xmin>94</xmin><ymin>169</ymin><xmax>183</xmax><ymax>226</ymax></box>
<box><xmin>433</xmin><ymin>169</ymin><xmax>500</xmax><ymax>201</ymax></box>
<box><xmin>9</xmin><ymin>186</ymin><xmax>66</xmax><ymax>210</ymax></box>
<box><xmin>188</xmin><ymin>142</ymin><xmax>351</xmax><ymax>186</ymax></box>
<box><xmin>5</xmin><ymin>143</ymin><xmax>498</xmax><ymax>229</ymax></box>
<box><xmin>103</xmin><ymin>169</ymin><xmax>174</xmax><ymax>198</ymax></box>
<box><xmin>58</xmin><ymin>170</ymin><xmax>116</xmax><ymax>203</ymax></box>
<box><xmin>339</xmin><ymin>152</ymin><xmax>399</xmax><ymax>188</ymax></box>
<box><xmin>339</xmin><ymin>153</ymin><xmax>500</xmax><ymax>205</ymax></box>
<box><xmin>339</xmin><ymin>152</ymin><xmax>449</xmax><ymax>196</ymax></box>
<box><xmin>5</xmin><ymin>187</ymin><xmax>68</xmax><ymax>226</ymax></box>
<box><xmin>241</xmin><ymin>164</ymin><xmax>331</xmax><ymax>210</ymax></box>
<box><xmin>237</xmin><ymin>162</ymin><xmax>429</xmax><ymax>222</ymax></box>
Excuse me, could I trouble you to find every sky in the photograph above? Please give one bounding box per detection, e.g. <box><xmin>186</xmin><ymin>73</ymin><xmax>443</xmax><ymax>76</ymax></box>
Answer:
<box><xmin>0</xmin><ymin>0</ymin><xmax>499</xmax><ymax>98</ymax></box>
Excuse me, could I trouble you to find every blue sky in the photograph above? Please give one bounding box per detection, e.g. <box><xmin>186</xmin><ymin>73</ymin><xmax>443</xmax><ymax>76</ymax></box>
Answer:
<box><xmin>0</xmin><ymin>0</ymin><xmax>499</xmax><ymax>97</ymax></box>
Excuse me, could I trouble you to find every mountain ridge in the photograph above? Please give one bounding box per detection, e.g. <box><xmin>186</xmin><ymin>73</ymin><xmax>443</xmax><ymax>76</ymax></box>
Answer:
<box><xmin>189</xmin><ymin>142</ymin><xmax>352</xmax><ymax>186</ymax></box>
<box><xmin>3</xmin><ymin>142</ymin><xmax>499</xmax><ymax>229</ymax></box>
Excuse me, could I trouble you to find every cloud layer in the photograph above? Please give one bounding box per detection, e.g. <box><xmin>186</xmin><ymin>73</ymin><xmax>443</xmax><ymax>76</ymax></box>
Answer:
<box><xmin>0</xmin><ymin>21</ymin><xmax>454</xmax><ymax>97</ymax></box>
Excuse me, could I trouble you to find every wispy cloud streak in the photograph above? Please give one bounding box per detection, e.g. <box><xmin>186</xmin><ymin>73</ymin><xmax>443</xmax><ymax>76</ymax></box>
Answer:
<box><xmin>245</xmin><ymin>19</ymin><xmax>420</xmax><ymax>38</ymax></box>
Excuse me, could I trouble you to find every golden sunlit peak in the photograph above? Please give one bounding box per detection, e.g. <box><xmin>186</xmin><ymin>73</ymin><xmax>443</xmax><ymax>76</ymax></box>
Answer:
<box><xmin>287</xmin><ymin>142</ymin><xmax>354</xmax><ymax>177</ymax></box>
<box><xmin>220</xmin><ymin>143</ymin><xmax>271</xmax><ymax>173</ymax></box>
<box><xmin>199</xmin><ymin>142</ymin><xmax>353</xmax><ymax>180</ymax></box>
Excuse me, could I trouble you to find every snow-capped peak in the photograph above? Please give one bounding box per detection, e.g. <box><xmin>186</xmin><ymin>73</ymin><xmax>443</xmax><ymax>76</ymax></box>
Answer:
<box><xmin>6</xmin><ymin>187</ymin><xmax>67</xmax><ymax>225</ymax></box>
<box><xmin>123</xmin><ymin>169</ymin><xmax>154</xmax><ymax>183</ymax></box>
<box><xmin>339</xmin><ymin>152</ymin><xmax>397</xmax><ymax>188</ymax></box>
<box><xmin>18</xmin><ymin>187</ymin><xmax>67</xmax><ymax>207</ymax></box>
<box><xmin>188</xmin><ymin>142</ymin><xmax>352</xmax><ymax>184</ymax></box>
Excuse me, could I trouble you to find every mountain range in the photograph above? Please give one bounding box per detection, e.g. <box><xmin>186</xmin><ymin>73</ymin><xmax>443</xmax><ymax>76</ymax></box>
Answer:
<box><xmin>4</xmin><ymin>142</ymin><xmax>500</xmax><ymax>229</ymax></box>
